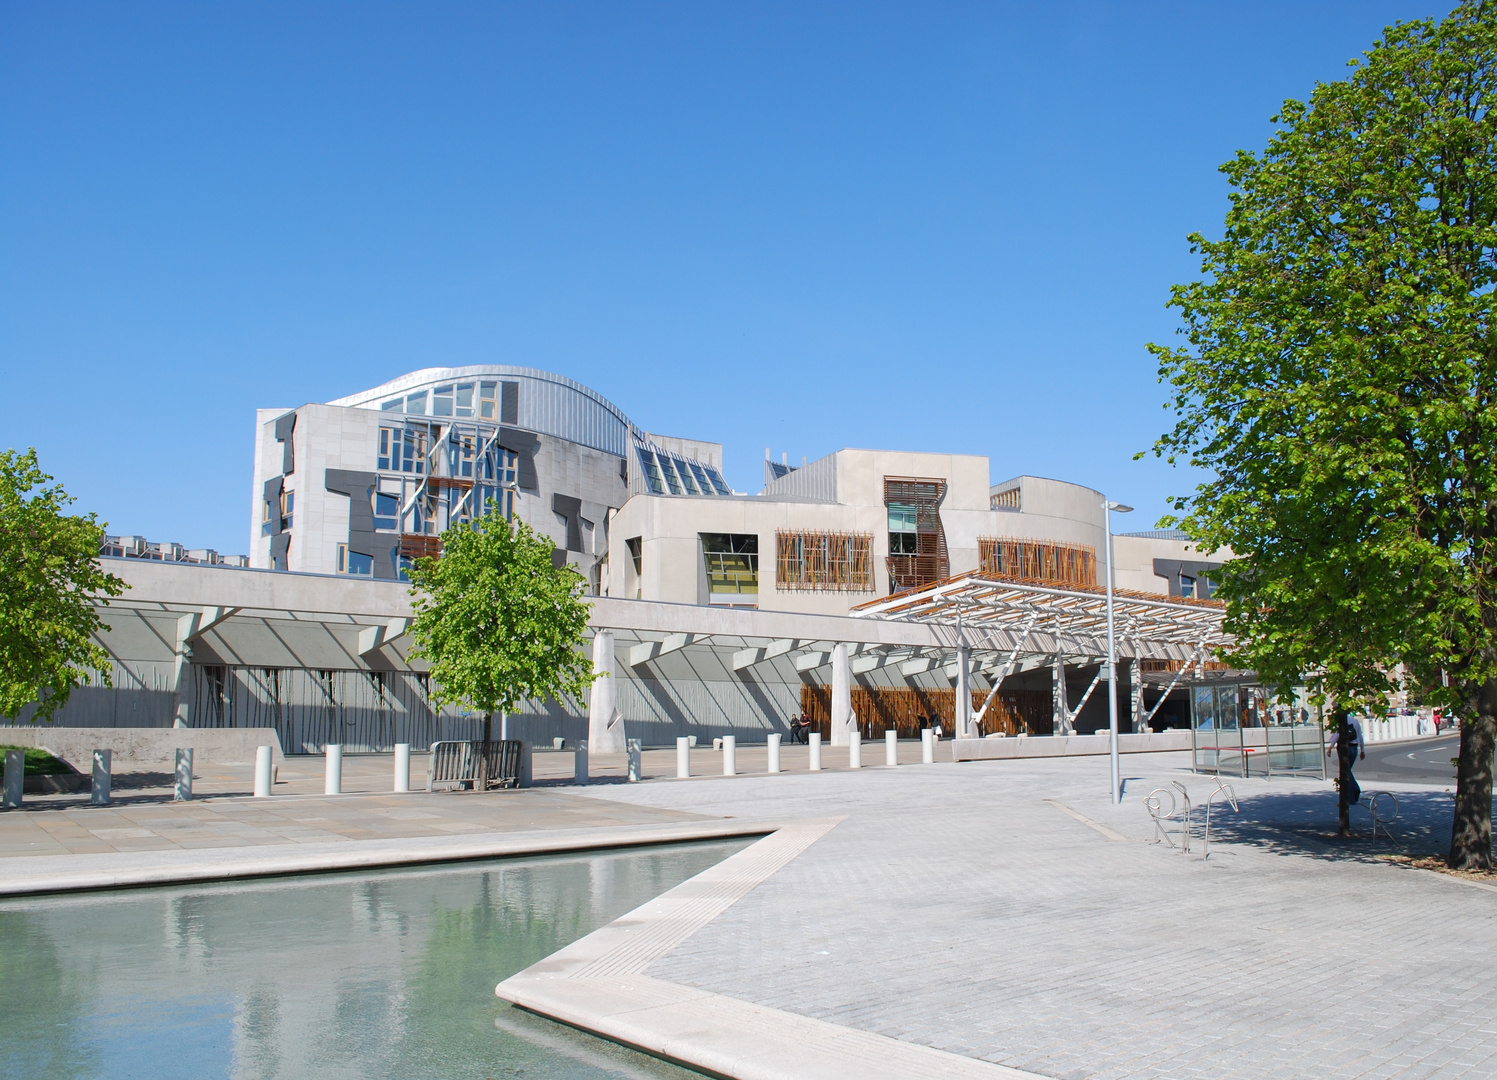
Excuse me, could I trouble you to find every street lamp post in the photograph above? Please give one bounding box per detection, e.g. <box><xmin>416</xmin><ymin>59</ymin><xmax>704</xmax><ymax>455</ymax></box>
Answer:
<box><xmin>1104</xmin><ymin>499</ymin><xmax>1133</xmax><ymax>804</ymax></box>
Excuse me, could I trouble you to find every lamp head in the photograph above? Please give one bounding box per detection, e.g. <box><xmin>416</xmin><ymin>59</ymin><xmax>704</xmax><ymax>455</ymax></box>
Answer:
<box><xmin>1105</xmin><ymin>501</ymin><xmax>1134</xmax><ymax>513</ymax></box>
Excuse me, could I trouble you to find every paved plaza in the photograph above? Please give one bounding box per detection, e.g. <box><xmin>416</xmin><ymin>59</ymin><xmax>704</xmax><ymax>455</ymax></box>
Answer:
<box><xmin>2</xmin><ymin>741</ymin><xmax>1493</xmax><ymax>1078</ymax></box>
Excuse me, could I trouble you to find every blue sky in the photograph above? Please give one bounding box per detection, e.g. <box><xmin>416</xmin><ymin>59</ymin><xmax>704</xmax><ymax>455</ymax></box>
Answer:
<box><xmin>1</xmin><ymin>1</ymin><xmax>1445</xmax><ymax>554</ymax></box>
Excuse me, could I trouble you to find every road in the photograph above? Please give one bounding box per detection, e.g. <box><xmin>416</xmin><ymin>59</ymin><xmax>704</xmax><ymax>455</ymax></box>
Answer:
<box><xmin>1354</xmin><ymin>734</ymin><xmax>1459</xmax><ymax>785</ymax></box>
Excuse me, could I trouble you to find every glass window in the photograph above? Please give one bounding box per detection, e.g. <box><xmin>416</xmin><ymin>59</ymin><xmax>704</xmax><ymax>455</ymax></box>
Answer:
<box><xmin>888</xmin><ymin>503</ymin><xmax>918</xmax><ymax>554</ymax></box>
<box><xmin>1193</xmin><ymin>686</ymin><xmax>1217</xmax><ymax>730</ymax></box>
<box><xmin>637</xmin><ymin>449</ymin><xmax>665</xmax><ymax>495</ymax></box>
<box><xmin>688</xmin><ymin>461</ymin><xmax>712</xmax><ymax>494</ymax></box>
<box><xmin>704</xmin><ymin>467</ymin><xmax>732</xmax><ymax>496</ymax></box>
<box><xmin>455</xmin><ymin>383</ymin><xmax>474</xmax><ymax>417</ymax></box>
<box><xmin>675</xmin><ymin>458</ymin><xmax>699</xmax><ymax>494</ymax></box>
<box><xmin>373</xmin><ymin>491</ymin><xmax>399</xmax><ymax>531</ymax></box>
<box><xmin>406</xmin><ymin>391</ymin><xmax>427</xmax><ymax>415</ymax></box>
<box><xmin>345</xmin><ymin>550</ymin><xmax>374</xmax><ymax>575</ymax></box>
<box><xmin>381</xmin><ymin>398</ymin><xmax>403</xmax><ymax>412</ymax></box>
<box><xmin>658</xmin><ymin>455</ymin><xmax>683</xmax><ymax>495</ymax></box>
<box><xmin>479</xmin><ymin>381</ymin><xmax>496</xmax><ymax>419</ymax></box>
<box><xmin>378</xmin><ymin>429</ymin><xmax>392</xmax><ymax>471</ymax></box>
<box><xmin>432</xmin><ymin>384</ymin><xmax>454</xmax><ymax>416</ymax></box>
<box><xmin>701</xmin><ymin>533</ymin><xmax>758</xmax><ymax>596</ymax></box>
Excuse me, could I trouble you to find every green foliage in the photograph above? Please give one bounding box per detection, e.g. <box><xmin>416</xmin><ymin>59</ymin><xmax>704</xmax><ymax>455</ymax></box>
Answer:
<box><xmin>0</xmin><ymin>449</ymin><xmax>126</xmax><ymax>723</ymax></box>
<box><xmin>1149</xmin><ymin>3</ymin><xmax>1497</xmax><ymax>866</ymax></box>
<box><xmin>405</xmin><ymin>503</ymin><xmax>596</xmax><ymax>722</ymax></box>
<box><xmin>0</xmin><ymin>747</ymin><xmax>74</xmax><ymax>776</ymax></box>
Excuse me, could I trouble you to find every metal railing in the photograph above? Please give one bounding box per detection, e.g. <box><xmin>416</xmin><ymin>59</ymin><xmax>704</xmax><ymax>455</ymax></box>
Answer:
<box><xmin>427</xmin><ymin>739</ymin><xmax>523</xmax><ymax>792</ymax></box>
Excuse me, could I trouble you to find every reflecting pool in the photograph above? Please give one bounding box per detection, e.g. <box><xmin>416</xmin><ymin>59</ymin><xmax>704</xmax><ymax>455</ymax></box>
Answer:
<box><xmin>1</xmin><ymin>840</ymin><xmax>747</xmax><ymax>1079</ymax></box>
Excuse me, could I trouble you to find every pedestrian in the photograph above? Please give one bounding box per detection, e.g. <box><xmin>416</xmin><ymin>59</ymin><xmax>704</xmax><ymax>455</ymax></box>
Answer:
<box><xmin>1326</xmin><ymin>711</ymin><xmax>1366</xmax><ymax>836</ymax></box>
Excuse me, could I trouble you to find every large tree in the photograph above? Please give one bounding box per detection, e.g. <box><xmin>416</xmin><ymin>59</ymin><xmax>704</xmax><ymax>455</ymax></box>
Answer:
<box><xmin>0</xmin><ymin>448</ymin><xmax>127</xmax><ymax>723</ymax></box>
<box><xmin>1151</xmin><ymin>2</ymin><xmax>1497</xmax><ymax>868</ymax></box>
<box><xmin>406</xmin><ymin>504</ymin><xmax>595</xmax><ymax>741</ymax></box>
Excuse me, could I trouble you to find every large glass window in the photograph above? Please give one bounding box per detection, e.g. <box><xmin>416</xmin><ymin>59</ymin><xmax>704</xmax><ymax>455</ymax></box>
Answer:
<box><xmin>479</xmin><ymin>381</ymin><xmax>497</xmax><ymax>419</ymax></box>
<box><xmin>455</xmin><ymin>383</ymin><xmax>474</xmax><ymax>417</ymax></box>
<box><xmin>637</xmin><ymin>449</ymin><xmax>665</xmax><ymax>494</ymax></box>
<box><xmin>373</xmin><ymin>491</ymin><xmax>399</xmax><ymax>531</ymax></box>
<box><xmin>888</xmin><ymin>504</ymin><xmax>919</xmax><ymax>554</ymax></box>
<box><xmin>381</xmin><ymin>398</ymin><xmax>403</xmax><ymax>412</ymax></box>
<box><xmin>675</xmin><ymin>457</ymin><xmax>699</xmax><ymax>494</ymax></box>
<box><xmin>432</xmin><ymin>385</ymin><xmax>454</xmax><ymax>417</ymax></box>
<box><xmin>405</xmin><ymin>391</ymin><xmax>427</xmax><ymax>415</ymax></box>
<box><xmin>701</xmin><ymin>533</ymin><xmax>758</xmax><ymax>598</ymax></box>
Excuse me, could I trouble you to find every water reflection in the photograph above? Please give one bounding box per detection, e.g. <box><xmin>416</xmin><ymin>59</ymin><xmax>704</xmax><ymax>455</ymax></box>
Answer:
<box><xmin>0</xmin><ymin>841</ymin><xmax>744</xmax><ymax>1080</ymax></box>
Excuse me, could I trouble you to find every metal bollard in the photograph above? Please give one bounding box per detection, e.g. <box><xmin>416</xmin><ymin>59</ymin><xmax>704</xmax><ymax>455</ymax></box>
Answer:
<box><xmin>254</xmin><ymin>745</ymin><xmax>273</xmax><ymax>797</ymax></box>
<box><xmin>676</xmin><ymin>736</ymin><xmax>691</xmax><ymax>778</ymax></box>
<box><xmin>574</xmin><ymin>741</ymin><xmax>589</xmax><ymax>785</ymax></box>
<box><xmin>809</xmin><ymin>732</ymin><xmax>822</xmax><ymax>771</ymax></box>
<box><xmin>3</xmin><ymin>749</ymin><xmax>22</xmax><ymax>808</ymax></box>
<box><xmin>848</xmin><ymin>730</ymin><xmax>861</xmax><ymax>769</ymax></box>
<box><xmin>91</xmin><ymin>749</ymin><xmax>112</xmax><ymax>806</ymax></box>
<box><xmin>394</xmin><ymin>743</ymin><xmax>410</xmax><ymax>792</ymax></box>
<box><xmin>886</xmin><ymin>729</ymin><xmax>898</xmax><ymax>767</ymax></box>
<box><xmin>627</xmin><ymin>738</ymin><xmax>642</xmax><ymax>783</ymax></box>
<box><xmin>325</xmin><ymin>744</ymin><xmax>342</xmax><ymax>795</ymax></box>
<box><xmin>174</xmin><ymin>748</ymin><xmax>193</xmax><ymax>801</ymax></box>
<box><xmin>921</xmin><ymin>728</ymin><xmax>935</xmax><ymax>764</ymax></box>
<box><xmin>767</xmin><ymin>733</ymin><xmax>782</xmax><ymax>774</ymax></box>
<box><xmin>722</xmin><ymin>735</ymin><xmax>736</xmax><ymax>776</ymax></box>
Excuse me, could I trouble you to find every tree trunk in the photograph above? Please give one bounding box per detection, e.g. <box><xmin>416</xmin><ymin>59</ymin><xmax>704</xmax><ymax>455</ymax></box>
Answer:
<box><xmin>483</xmin><ymin>710</ymin><xmax>493</xmax><ymax>744</ymax></box>
<box><xmin>1448</xmin><ymin>680</ymin><xmax>1497</xmax><ymax>871</ymax></box>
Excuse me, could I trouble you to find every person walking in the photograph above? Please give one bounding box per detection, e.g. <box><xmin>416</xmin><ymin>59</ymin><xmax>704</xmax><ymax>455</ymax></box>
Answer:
<box><xmin>1326</xmin><ymin>711</ymin><xmax>1366</xmax><ymax>836</ymax></box>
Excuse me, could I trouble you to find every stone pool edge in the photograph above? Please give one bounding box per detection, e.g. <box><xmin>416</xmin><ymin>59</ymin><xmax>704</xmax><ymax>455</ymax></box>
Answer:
<box><xmin>0</xmin><ymin>818</ymin><xmax>777</xmax><ymax>897</ymax></box>
<box><xmin>497</xmin><ymin>818</ymin><xmax>1045</xmax><ymax>1080</ymax></box>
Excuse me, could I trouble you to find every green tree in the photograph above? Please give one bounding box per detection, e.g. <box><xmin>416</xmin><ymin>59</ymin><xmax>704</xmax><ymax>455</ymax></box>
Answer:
<box><xmin>406</xmin><ymin>504</ymin><xmax>595</xmax><ymax>740</ymax></box>
<box><xmin>0</xmin><ymin>449</ymin><xmax>127</xmax><ymax>723</ymax></box>
<box><xmin>1151</xmin><ymin>2</ymin><xmax>1497</xmax><ymax>867</ymax></box>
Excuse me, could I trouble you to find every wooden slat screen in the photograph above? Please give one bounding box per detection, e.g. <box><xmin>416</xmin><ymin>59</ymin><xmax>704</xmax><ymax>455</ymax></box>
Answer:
<box><xmin>800</xmin><ymin>685</ymin><xmax>1051</xmax><ymax>738</ymax></box>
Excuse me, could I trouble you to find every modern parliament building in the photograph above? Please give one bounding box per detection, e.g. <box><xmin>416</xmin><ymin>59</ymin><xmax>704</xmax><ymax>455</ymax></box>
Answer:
<box><xmin>250</xmin><ymin>365</ymin><xmax>1220</xmax><ymax>611</ymax></box>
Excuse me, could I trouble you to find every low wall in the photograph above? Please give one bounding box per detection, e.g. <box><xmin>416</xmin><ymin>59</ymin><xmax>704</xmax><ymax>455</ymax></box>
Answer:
<box><xmin>0</xmin><ymin>727</ymin><xmax>286</xmax><ymax>768</ymax></box>
<box><xmin>951</xmin><ymin>730</ymin><xmax>1192</xmax><ymax>761</ymax></box>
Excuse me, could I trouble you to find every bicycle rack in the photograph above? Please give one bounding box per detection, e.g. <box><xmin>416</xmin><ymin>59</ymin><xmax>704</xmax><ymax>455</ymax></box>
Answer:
<box><xmin>1367</xmin><ymin>790</ymin><xmax>1399</xmax><ymax>845</ymax></box>
<box><xmin>1144</xmin><ymin>786</ymin><xmax>1179</xmax><ymax>848</ymax></box>
<box><xmin>1146</xmin><ymin>779</ymin><xmax>1239</xmax><ymax>858</ymax></box>
<box><xmin>1202</xmin><ymin>779</ymin><xmax>1239</xmax><ymax>859</ymax></box>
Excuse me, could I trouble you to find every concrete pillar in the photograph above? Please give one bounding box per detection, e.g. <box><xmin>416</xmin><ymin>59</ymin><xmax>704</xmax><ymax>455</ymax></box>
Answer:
<box><xmin>676</xmin><ymin>737</ymin><xmax>691</xmax><ymax>778</ymax></box>
<box><xmin>955</xmin><ymin>646</ymin><xmax>972</xmax><ymax>738</ymax></box>
<box><xmin>574</xmin><ymin>741</ymin><xmax>589</xmax><ymax>785</ymax></box>
<box><xmin>587</xmin><ymin>630</ymin><xmax>627</xmax><ymax>753</ymax></box>
<box><xmin>394</xmin><ymin>743</ymin><xmax>410</xmax><ymax>792</ymax></box>
<box><xmin>3</xmin><ymin>749</ymin><xmax>23</xmax><ymax>808</ymax></box>
<box><xmin>627</xmin><ymin>739</ymin><xmax>642</xmax><ymax>783</ymax></box>
<box><xmin>809</xmin><ymin>732</ymin><xmax>823</xmax><ymax>771</ymax></box>
<box><xmin>848</xmin><ymin>730</ymin><xmax>861</xmax><ymax>769</ymax></box>
<box><xmin>325</xmin><ymin>745</ymin><xmax>342</xmax><ymax>795</ymax></box>
<box><xmin>1052</xmin><ymin>653</ymin><xmax>1072</xmax><ymax>736</ymax></box>
<box><xmin>254</xmin><ymin>745</ymin><xmax>273</xmax><ymax>797</ymax></box>
<box><xmin>830</xmin><ymin>643</ymin><xmax>853</xmax><ymax>746</ymax></box>
<box><xmin>886</xmin><ymin>729</ymin><xmax>898</xmax><ymax>766</ymax></box>
<box><xmin>767</xmin><ymin>733</ymin><xmax>782</xmax><ymax>773</ymax></box>
<box><xmin>722</xmin><ymin>735</ymin><xmax>736</xmax><ymax>776</ymax></box>
<box><xmin>174</xmin><ymin>748</ymin><xmax>193</xmax><ymax>802</ymax></box>
<box><xmin>91</xmin><ymin>749</ymin><xmax>111</xmax><ymax>806</ymax></box>
<box><xmin>921</xmin><ymin>728</ymin><xmax>934</xmax><ymax>764</ymax></box>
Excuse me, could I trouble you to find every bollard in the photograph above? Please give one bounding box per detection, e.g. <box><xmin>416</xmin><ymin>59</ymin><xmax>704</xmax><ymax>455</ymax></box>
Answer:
<box><xmin>767</xmin><ymin>733</ymin><xmax>782</xmax><ymax>774</ymax></box>
<box><xmin>676</xmin><ymin>736</ymin><xmax>691</xmax><ymax>778</ymax></box>
<box><xmin>325</xmin><ymin>744</ymin><xmax>342</xmax><ymax>795</ymax></box>
<box><xmin>575</xmin><ymin>741</ymin><xmax>589</xmax><ymax>785</ymax></box>
<box><xmin>886</xmin><ymin>729</ymin><xmax>898</xmax><ymax>767</ymax></box>
<box><xmin>174</xmin><ymin>748</ymin><xmax>193</xmax><ymax>801</ymax></box>
<box><xmin>722</xmin><ymin>735</ymin><xmax>736</xmax><ymax>776</ymax></box>
<box><xmin>2</xmin><ymin>749</ymin><xmax>22</xmax><ymax>808</ymax></box>
<box><xmin>394</xmin><ymin>743</ymin><xmax>410</xmax><ymax>792</ymax></box>
<box><xmin>848</xmin><ymin>730</ymin><xmax>861</xmax><ymax>769</ymax></box>
<box><xmin>254</xmin><ymin>745</ymin><xmax>273</xmax><ymax>797</ymax></box>
<box><xmin>627</xmin><ymin>738</ymin><xmax>642</xmax><ymax>783</ymax></box>
<box><xmin>921</xmin><ymin>728</ymin><xmax>934</xmax><ymax>764</ymax></box>
<box><xmin>809</xmin><ymin>732</ymin><xmax>822</xmax><ymax>771</ymax></box>
<box><xmin>519</xmin><ymin>742</ymin><xmax>533</xmax><ymax>788</ymax></box>
<box><xmin>91</xmin><ymin>749</ymin><xmax>112</xmax><ymax>806</ymax></box>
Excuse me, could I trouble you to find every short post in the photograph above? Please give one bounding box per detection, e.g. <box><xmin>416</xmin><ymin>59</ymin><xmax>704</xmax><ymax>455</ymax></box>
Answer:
<box><xmin>254</xmin><ymin>745</ymin><xmax>273</xmax><ymax>797</ymax></box>
<box><xmin>809</xmin><ymin>731</ymin><xmax>822</xmax><ymax>771</ymax></box>
<box><xmin>722</xmin><ymin>735</ymin><xmax>737</xmax><ymax>776</ymax></box>
<box><xmin>676</xmin><ymin>736</ymin><xmax>691</xmax><ymax>778</ymax></box>
<box><xmin>519</xmin><ymin>742</ymin><xmax>533</xmax><ymax>788</ymax></box>
<box><xmin>886</xmin><ymin>729</ymin><xmax>898</xmax><ymax>767</ymax></box>
<box><xmin>2</xmin><ymin>749</ymin><xmax>22</xmax><ymax>808</ymax></box>
<box><xmin>325</xmin><ymin>744</ymin><xmax>342</xmax><ymax>795</ymax></box>
<box><xmin>921</xmin><ymin>728</ymin><xmax>934</xmax><ymax>764</ymax></box>
<box><xmin>627</xmin><ymin>738</ymin><xmax>642</xmax><ymax>783</ymax></box>
<box><xmin>394</xmin><ymin>743</ymin><xmax>411</xmax><ymax>792</ymax></box>
<box><xmin>91</xmin><ymin>749</ymin><xmax>112</xmax><ymax>806</ymax></box>
<box><xmin>848</xmin><ymin>730</ymin><xmax>861</xmax><ymax>769</ymax></box>
<box><xmin>767</xmin><ymin>733</ymin><xmax>782</xmax><ymax>774</ymax></box>
<box><xmin>174</xmin><ymin>748</ymin><xmax>193</xmax><ymax>801</ymax></box>
<box><xmin>574</xmin><ymin>741</ymin><xmax>589</xmax><ymax>785</ymax></box>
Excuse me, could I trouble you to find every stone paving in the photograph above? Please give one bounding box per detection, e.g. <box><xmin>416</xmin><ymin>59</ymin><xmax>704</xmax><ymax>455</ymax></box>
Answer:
<box><xmin>564</xmin><ymin>751</ymin><xmax>1497</xmax><ymax>1080</ymax></box>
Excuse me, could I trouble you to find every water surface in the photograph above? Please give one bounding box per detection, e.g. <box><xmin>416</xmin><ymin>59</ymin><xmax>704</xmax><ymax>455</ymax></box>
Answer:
<box><xmin>1</xmin><ymin>841</ymin><xmax>747</xmax><ymax>1079</ymax></box>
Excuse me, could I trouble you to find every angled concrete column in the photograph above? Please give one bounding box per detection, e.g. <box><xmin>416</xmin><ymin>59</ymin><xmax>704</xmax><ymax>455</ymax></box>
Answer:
<box><xmin>1130</xmin><ymin>659</ymin><xmax>1145</xmax><ymax>733</ymax></box>
<box><xmin>955</xmin><ymin>646</ymin><xmax>972</xmax><ymax>738</ymax></box>
<box><xmin>587</xmin><ymin>630</ymin><xmax>627</xmax><ymax>753</ymax></box>
<box><xmin>1052</xmin><ymin>652</ymin><xmax>1073</xmax><ymax>736</ymax></box>
<box><xmin>830</xmin><ymin>643</ymin><xmax>853</xmax><ymax>746</ymax></box>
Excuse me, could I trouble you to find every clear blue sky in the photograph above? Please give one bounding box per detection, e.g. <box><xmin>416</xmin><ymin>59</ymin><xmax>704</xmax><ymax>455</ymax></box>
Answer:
<box><xmin>1</xmin><ymin>1</ymin><xmax>1445</xmax><ymax>554</ymax></box>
